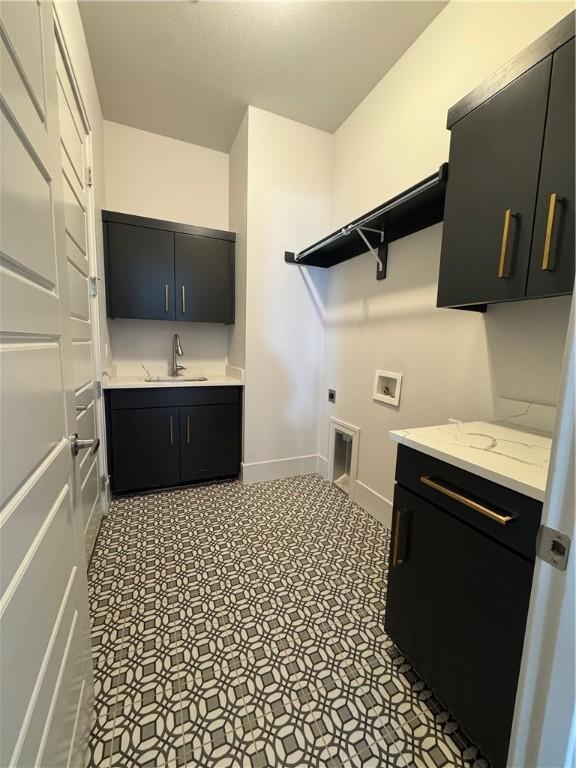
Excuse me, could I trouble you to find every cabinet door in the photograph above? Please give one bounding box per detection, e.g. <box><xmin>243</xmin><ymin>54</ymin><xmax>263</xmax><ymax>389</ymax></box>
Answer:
<box><xmin>385</xmin><ymin>486</ymin><xmax>534</xmax><ymax>768</ymax></box>
<box><xmin>111</xmin><ymin>407</ymin><xmax>179</xmax><ymax>493</ymax></box>
<box><xmin>175</xmin><ymin>233</ymin><xmax>234</xmax><ymax>323</ymax></box>
<box><xmin>180</xmin><ymin>405</ymin><xmax>240</xmax><ymax>483</ymax></box>
<box><xmin>437</xmin><ymin>57</ymin><xmax>552</xmax><ymax>308</ymax></box>
<box><xmin>107</xmin><ymin>223</ymin><xmax>175</xmax><ymax>320</ymax></box>
<box><xmin>527</xmin><ymin>39</ymin><xmax>575</xmax><ymax>298</ymax></box>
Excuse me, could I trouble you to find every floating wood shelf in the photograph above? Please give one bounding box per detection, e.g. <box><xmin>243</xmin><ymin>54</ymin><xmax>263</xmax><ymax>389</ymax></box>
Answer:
<box><xmin>285</xmin><ymin>163</ymin><xmax>448</xmax><ymax>280</ymax></box>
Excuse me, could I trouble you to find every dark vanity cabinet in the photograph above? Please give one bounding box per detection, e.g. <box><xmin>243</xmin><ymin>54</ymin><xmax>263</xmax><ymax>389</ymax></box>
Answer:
<box><xmin>104</xmin><ymin>211</ymin><xmax>235</xmax><ymax>324</ymax></box>
<box><xmin>438</xmin><ymin>20</ymin><xmax>574</xmax><ymax>309</ymax></box>
<box><xmin>105</xmin><ymin>386</ymin><xmax>242</xmax><ymax>494</ymax></box>
<box><xmin>386</xmin><ymin>446</ymin><xmax>542</xmax><ymax>768</ymax></box>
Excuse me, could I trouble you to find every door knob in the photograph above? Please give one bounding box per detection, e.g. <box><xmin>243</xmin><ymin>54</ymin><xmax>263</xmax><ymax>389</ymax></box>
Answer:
<box><xmin>69</xmin><ymin>433</ymin><xmax>100</xmax><ymax>457</ymax></box>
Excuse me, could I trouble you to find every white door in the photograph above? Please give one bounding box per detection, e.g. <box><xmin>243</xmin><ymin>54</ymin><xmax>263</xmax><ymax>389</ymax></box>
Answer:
<box><xmin>508</xmin><ymin>299</ymin><xmax>575</xmax><ymax>767</ymax></box>
<box><xmin>0</xmin><ymin>1</ymin><xmax>94</xmax><ymax>766</ymax></box>
<box><xmin>53</xmin><ymin>20</ymin><xmax>105</xmax><ymax>563</ymax></box>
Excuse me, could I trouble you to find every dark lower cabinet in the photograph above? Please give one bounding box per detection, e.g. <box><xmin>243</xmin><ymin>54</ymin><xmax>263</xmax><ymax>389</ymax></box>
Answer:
<box><xmin>386</xmin><ymin>446</ymin><xmax>542</xmax><ymax>768</ymax></box>
<box><xmin>106</xmin><ymin>386</ymin><xmax>242</xmax><ymax>494</ymax></box>
<box><xmin>110</xmin><ymin>407</ymin><xmax>180</xmax><ymax>493</ymax></box>
<box><xmin>180</xmin><ymin>405</ymin><xmax>241</xmax><ymax>483</ymax></box>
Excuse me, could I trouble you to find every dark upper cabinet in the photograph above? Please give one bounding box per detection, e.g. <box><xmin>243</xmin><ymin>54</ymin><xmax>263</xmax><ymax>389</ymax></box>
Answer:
<box><xmin>110</xmin><ymin>406</ymin><xmax>180</xmax><ymax>493</ymax></box>
<box><xmin>106</xmin><ymin>223</ymin><xmax>175</xmax><ymax>320</ymax></box>
<box><xmin>180</xmin><ymin>404</ymin><xmax>241</xmax><ymax>483</ymax></box>
<box><xmin>527</xmin><ymin>39</ymin><xmax>575</xmax><ymax>298</ymax></box>
<box><xmin>104</xmin><ymin>211</ymin><xmax>236</xmax><ymax>323</ymax></box>
<box><xmin>438</xmin><ymin>15</ymin><xmax>575</xmax><ymax>309</ymax></box>
<box><xmin>175</xmin><ymin>234</ymin><xmax>234</xmax><ymax>323</ymax></box>
<box><xmin>437</xmin><ymin>58</ymin><xmax>551</xmax><ymax>308</ymax></box>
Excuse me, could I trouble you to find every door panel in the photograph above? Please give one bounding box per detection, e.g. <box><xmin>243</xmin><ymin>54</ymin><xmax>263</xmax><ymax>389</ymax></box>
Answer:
<box><xmin>385</xmin><ymin>486</ymin><xmax>534</xmax><ymax>768</ymax></box>
<box><xmin>0</xmin><ymin>0</ymin><xmax>45</xmax><ymax>115</ymax></box>
<box><xmin>0</xmin><ymin>110</ymin><xmax>57</xmax><ymax>287</ymax></box>
<box><xmin>0</xmin><ymin>341</ymin><xmax>66</xmax><ymax>507</ymax></box>
<box><xmin>0</xmin><ymin>4</ymin><xmax>94</xmax><ymax>766</ymax></box>
<box><xmin>1</xmin><ymin>487</ymin><xmax>76</xmax><ymax>768</ymax></box>
<box><xmin>175</xmin><ymin>233</ymin><xmax>234</xmax><ymax>323</ymax></box>
<box><xmin>180</xmin><ymin>405</ymin><xmax>241</xmax><ymax>483</ymax></box>
<box><xmin>111</xmin><ymin>407</ymin><xmax>180</xmax><ymax>493</ymax></box>
<box><xmin>437</xmin><ymin>57</ymin><xmax>551</xmax><ymax>307</ymax></box>
<box><xmin>527</xmin><ymin>39</ymin><xmax>575</xmax><ymax>298</ymax></box>
<box><xmin>107</xmin><ymin>223</ymin><xmax>175</xmax><ymax>320</ymax></box>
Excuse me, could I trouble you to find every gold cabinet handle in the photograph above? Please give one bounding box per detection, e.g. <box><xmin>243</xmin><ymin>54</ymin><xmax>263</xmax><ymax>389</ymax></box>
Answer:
<box><xmin>186</xmin><ymin>414</ymin><xmax>190</xmax><ymax>444</ymax></box>
<box><xmin>542</xmin><ymin>193</ymin><xmax>560</xmax><ymax>271</ymax></box>
<box><xmin>420</xmin><ymin>475</ymin><xmax>513</xmax><ymax>525</ymax></box>
<box><xmin>181</xmin><ymin>285</ymin><xmax>186</xmax><ymax>314</ymax></box>
<box><xmin>165</xmin><ymin>284</ymin><xmax>169</xmax><ymax>313</ymax></box>
<box><xmin>498</xmin><ymin>208</ymin><xmax>517</xmax><ymax>278</ymax></box>
<box><xmin>169</xmin><ymin>415</ymin><xmax>174</xmax><ymax>446</ymax></box>
<box><xmin>391</xmin><ymin>508</ymin><xmax>410</xmax><ymax>567</ymax></box>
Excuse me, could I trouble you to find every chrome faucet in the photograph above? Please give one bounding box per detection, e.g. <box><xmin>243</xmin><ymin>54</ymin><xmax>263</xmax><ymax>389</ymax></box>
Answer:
<box><xmin>170</xmin><ymin>334</ymin><xmax>185</xmax><ymax>377</ymax></box>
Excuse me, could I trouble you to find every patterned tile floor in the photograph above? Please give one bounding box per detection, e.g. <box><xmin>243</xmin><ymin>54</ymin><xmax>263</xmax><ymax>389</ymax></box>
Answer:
<box><xmin>87</xmin><ymin>475</ymin><xmax>489</xmax><ymax>768</ymax></box>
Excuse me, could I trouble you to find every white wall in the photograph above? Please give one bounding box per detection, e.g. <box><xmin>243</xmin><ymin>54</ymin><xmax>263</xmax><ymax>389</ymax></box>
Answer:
<box><xmin>322</xmin><ymin>1</ymin><xmax>573</xmax><ymax>522</ymax></box>
<box><xmin>228</xmin><ymin>112</ymin><xmax>249</xmax><ymax>372</ymax></box>
<box><xmin>242</xmin><ymin>107</ymin><xmax>332</xmax><ymax>482</ymax></box>
<box><xmin>103</xmin><ymin>120</ymin><xmax>228</xmax><ymax>229</ymax></box>
<box><xmin>102</xmin><ymin>120</ymin><xmax>231</xmax><ymax>376</ymax></box>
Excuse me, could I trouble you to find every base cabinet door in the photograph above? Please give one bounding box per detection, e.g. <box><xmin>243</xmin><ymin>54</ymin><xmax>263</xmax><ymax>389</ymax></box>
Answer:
<box><xmin>385</xmin><ymin>485</ymin><xmax>534</xmax><ymax>768</ymax></box>
<box><xmin>111</xmin><ymin>407</ymin><xmax>180</xmax><ymax>493</ymax></box>
<box><xmin>180</xmin><ymin>405</ymin><xmax>240</xmax><ymax>483</ymax></box>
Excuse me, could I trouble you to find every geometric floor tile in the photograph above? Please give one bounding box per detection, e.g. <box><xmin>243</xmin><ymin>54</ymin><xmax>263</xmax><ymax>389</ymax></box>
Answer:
<box><xmin>87</xmin><ymin>474</ymin><xmax>490</xmax><ymax>767</ymax></box>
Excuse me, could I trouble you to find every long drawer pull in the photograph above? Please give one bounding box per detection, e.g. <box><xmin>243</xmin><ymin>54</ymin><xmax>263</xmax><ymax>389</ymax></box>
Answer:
<box><xmin>391</xmin><ymin>508</ymin><xmax>410</xmax><ymax>566</ymax></box>
<box><xmin>420</xmin><ymin>475</ymin><xmax>513</xmax><ymax>526</ymax></box>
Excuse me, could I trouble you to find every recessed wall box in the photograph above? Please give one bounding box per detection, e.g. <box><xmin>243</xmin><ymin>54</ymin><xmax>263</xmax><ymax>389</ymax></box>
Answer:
<box><xmin>373</xmin><ymin>370</ymin><xmax>402</xmax><ymax>407</ymax></box>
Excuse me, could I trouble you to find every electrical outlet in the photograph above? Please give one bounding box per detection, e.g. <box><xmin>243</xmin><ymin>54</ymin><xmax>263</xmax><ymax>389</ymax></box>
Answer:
<box><xmin>328</xmin><ymin>389</ymin><xmax>336</xmax><ymax>404</ymax></box>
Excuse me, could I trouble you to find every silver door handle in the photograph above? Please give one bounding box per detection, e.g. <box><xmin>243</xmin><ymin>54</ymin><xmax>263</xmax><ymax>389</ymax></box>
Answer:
<box><xmin>70</xmin><ymin>433</ymin><xmax>100</xmax><ymax>457</ymax></box>
<box><xmin>165</xmin><ymin>284</ymin><xmax>169</xmax><ymax>313</ymax></box>
<box><xmin>181</xmin><ymin>285</ymin><xmax>186</xmax><ymax>313</ymax></box>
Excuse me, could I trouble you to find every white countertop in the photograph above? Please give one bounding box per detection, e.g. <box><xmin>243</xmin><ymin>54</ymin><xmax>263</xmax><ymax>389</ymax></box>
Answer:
<box><xmin>103</xmin><ymin>374</ymin><xmax>243</xmax><ymax>390</ymax></box>
<box><xmin>390</xmin><ymin>420</ymin><xmax>552</xmax><ymax>501</ymax></box>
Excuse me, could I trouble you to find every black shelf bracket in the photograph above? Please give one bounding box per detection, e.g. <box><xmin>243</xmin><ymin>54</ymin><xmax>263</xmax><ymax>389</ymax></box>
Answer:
<box><xmin>284</xmin><ymin>163</ymin><xmax>448</xmax><ymax>280</ymax></box>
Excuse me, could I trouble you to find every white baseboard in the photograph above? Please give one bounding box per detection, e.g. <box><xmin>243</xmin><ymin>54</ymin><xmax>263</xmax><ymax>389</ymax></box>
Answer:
<box><xmin>317</xmin><ymin>456</ymin><xmax>329</xmax><ymax>479</ymax></box>
<box><xmin>353</xmin><ymin>480</ymin><xmax>393</xmax><ymax>528</ymax></box>
<box><xmin>241</xmin><ymin>454</ymin><xmax>319</xmax><ymax>485</ymax></box>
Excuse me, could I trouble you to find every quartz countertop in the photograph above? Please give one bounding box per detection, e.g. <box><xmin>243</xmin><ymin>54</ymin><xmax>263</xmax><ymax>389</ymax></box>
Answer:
<box><xmin>103</xmin><ymin>374</ymin><xmax>244</xmax><ymax>390</ymax></box>
<box><xmin>390</xmin><ymin>420</ymin><xmax>552</xmax><ymax>501</ymax></box>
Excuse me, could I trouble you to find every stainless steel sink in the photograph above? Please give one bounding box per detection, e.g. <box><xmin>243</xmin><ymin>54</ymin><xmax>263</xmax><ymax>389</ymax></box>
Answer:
<box><xmin>144</xmin><ymin>376</ymin><xmax>209</xmax><ymax>383</ymax></box>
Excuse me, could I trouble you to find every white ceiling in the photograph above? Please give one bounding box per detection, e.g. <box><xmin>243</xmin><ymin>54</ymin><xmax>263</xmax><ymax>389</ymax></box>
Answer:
<box><xmin>79</xmin><ymin>1</ymin><xmax>446</xmax><ymax>153</ymax></box>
